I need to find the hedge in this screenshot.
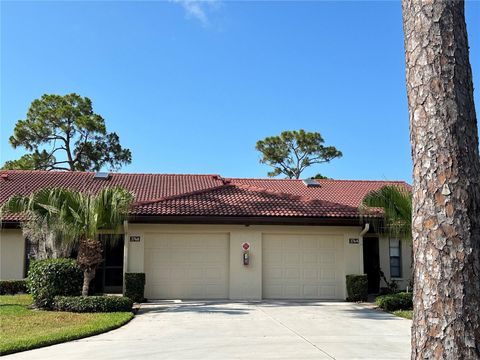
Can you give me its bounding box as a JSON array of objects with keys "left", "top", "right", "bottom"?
[
  {"left": 54, "top": 296, "right": 133, "bottom": 313},
  {"left": 376, "top": 292, "right": 413, "bottom": 311},
  {"left": 27, "top": 258, "right": 83, "bottom": 309},
  {"left": 0, "top": 280, "right": 27, "bottom": 295},
  {"left": 346, "top": 274, "right": 368, "bottom": 302},
  {"left": 125, "top": 273, "right": 145, "bottom": 303}
]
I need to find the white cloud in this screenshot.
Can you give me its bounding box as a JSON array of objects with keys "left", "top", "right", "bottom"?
[{"left": 171, "top": 0, "right": 221, "bottom": 26}]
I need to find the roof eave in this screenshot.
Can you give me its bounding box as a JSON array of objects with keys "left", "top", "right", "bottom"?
[
  {"left": 0, "top": 221, "right": 22, "bottom": 229},
  {"left": 127, "top": 215, "right": 365, "bottom": 226}
]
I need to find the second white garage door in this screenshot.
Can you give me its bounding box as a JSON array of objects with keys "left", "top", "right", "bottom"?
[
  {"left": 144, "top": 233, "right": 229, "bottom": 299},
  {"left": 263, "top": 234, "right": 344, "bottom": 299}
]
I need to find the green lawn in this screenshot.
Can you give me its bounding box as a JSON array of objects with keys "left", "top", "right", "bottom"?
[
  {"left": 0, "top": 294, "right": 133, "bottom": 355},
  {"left": 392, "top": 310, "right": 413, "bottom": 319}
]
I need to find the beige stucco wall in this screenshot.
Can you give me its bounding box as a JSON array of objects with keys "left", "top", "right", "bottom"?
[
  {"left": 0, "top": 229, "right": 25, "bottom": 280},
  {"left": 125, "top": 223, "right": 365, "bottom": 300},
  {"left": 379, "top": 236, "right": 412, "bottom": 290},
  {"left": 0, "top": 224, "right": 412, "bottom": 296}
]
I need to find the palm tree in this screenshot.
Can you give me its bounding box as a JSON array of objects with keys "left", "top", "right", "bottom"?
[
  {"left": 1, "top": 187, "right": 134, "bottom": 295},
  {"left": 360, "top": 185, "right": 412, "bottom": 240}
]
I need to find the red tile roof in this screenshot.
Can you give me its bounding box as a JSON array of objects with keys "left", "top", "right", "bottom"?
[{"left": 0, "top": 170, "right": 409, "bottom": 222}]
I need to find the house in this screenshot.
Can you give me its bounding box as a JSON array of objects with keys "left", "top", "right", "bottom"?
[{"left": 0, "top": 170, "right": 411, "bottom": 300}]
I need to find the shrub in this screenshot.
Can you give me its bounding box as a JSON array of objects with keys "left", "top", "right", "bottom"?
[
  {"left": 0, "top": 280, "right": 27, "bottom": 295},
  {"left": 376, "top": 292, "right": 413, "bottom": 311},
  {"left": 379, "top": 287, "right": 394, "bottom": 295},
  {"left": 54, "top": 296, "right": 133, "bottom": 313},
  {"left": 125, "top": 273, "right": 145, "bottom": 303},
  {"left": 27, "top": 258, "right": 83, "bottom": 309},
  {"left": 346, "top": 274, "right": 368, "bottom": 302}
]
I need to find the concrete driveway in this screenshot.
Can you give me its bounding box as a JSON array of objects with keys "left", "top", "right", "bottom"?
[{"left": 5, "top": 301, "right": 411, "bottom": 360}]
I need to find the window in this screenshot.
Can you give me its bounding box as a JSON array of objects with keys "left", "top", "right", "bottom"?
[{"left": 389, "top": 238, "right": 402, "bottom": 278}]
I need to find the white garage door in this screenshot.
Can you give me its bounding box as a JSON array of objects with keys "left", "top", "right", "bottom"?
[
  {"left": 144, "top": 233, "right": 229, "bottom": 299},
  {"left": 263, "top": 234, "right": 344, "bottom": 299}
]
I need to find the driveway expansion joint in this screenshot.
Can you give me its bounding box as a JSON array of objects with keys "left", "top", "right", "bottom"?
[{"left": 254, "top": 304, "right": 336, "bottom": 360}]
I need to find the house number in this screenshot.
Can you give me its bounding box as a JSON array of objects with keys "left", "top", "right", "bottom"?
[
  {"left": 129, "top": 236, "right": 141, "bottom": 242},
  {"left": 349, "top": 238, "right": 359, "bottom": 244}
]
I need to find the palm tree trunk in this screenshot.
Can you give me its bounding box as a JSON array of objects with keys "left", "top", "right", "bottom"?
[
  {"left": 82, "top": 268, "right": 96, "bottom": 296},
  {"left": 77, "top": 238, "right": 103, "bottom": 296},
  {"left": 402, "top": 1, "right": 480, "bottom": 359}
]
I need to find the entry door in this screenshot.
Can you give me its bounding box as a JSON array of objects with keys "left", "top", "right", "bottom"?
[
  {"left": 363, "top": 237, "right": 380, "bottom": 293},
  {"left": 93, "top": 234, "right": 125, "bottom": 294}
]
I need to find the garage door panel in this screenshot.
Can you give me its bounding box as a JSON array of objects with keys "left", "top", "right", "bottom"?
[
  {"left": 321, "top": 286, "right": 337, "bottom": 297},
  {"left": 284, "top": 285, "right": 301, "bottom": 297},
  {"left": 285, "top": 253, "right": 300, "bottom": 264},
  {"left": 320, "top": 251, "right": 336, "bottom": 264},
  {"left": 300, "top": 238, "right": 319, "bottom": 249},
  {"left": 285, "top": 269, "right": 300, "bottom": 280},
  {"left": 264, "top": 267, "right": 282, "bottom": 279},
  {"left": 321, "top": 238, "right": 336, "bottom": 249},
  {"left": 303, "top": 253, "right": 318, "bottom": 263},
  {"left": 263, "top": 234, "right": 343, "bottom": 299},
  {"left": 304, "top": 285, "right": 318, "bottom": 297},
  {"left": 303, "top": 269, "right": 319, "bottom": 280},
  {"left": 204, "top": 267, "right": 223, "bottom": 280},
  {"left": 144, "top": 233, "right": 229, "bottom": 299},
  {"left": 264, "top": 252, "right": 282, "bottom": 263},
  {"left": 187, "top": 268, "right": 204, "bottom": 279},
  {"left": 322, "top": 269, "right": 336, "bottom": 281},
  {"left": 284, "top": 238, "right": 300, "bottom": 248}
]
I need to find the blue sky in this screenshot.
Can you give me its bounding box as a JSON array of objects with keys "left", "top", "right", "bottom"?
[{"left": 1, "top": 1, "right": 479, "bottom": 182}]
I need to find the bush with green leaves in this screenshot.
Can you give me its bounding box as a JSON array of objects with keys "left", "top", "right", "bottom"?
[
  {"left": 346, "top": 274, "right": 368, "bottom": 302},
  {"left": 376, "top": 292, "right": 413, "bottom": 311},
  {"left": 0, "top": 279, "right": 27, "bottom": 295},
  {"left": 125, "top": 273, "right": 146, "bottom": 303},
  {"left": 27, "top": 258, "right": 82, "bottom": 309},
  {"left": 54, "top": 296, "right": 133, "bottom": 313}
]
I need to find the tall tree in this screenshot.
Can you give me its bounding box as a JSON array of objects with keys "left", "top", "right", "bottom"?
[
  {"left": 402, "top": 1, "right": 480, "bottom": 358},
  {"left": 255, "top": 129, "right": 342, "bottom": 179},
  {"left": 4, "top": 93, "right": 132, "bottom": 171},
  {"left": 1, "top": 187, "right": 134, "bottom": 295}
]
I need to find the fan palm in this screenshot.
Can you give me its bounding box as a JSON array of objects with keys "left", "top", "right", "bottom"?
[
  {"left": 1, "top": 187, "right": 134, "bottom": 295},
  {"left": 361, "top": 185, "right": 412, "bottom": 240}
]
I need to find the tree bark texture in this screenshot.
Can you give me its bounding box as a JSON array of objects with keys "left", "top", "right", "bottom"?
[
  {"left": 77, "top": 238, "right": 103, "bottom": 296},
  {"left": 402, "top": 0, "right": 480, "bottom": 358}
]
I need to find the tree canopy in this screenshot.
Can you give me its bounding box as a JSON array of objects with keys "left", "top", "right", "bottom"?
[
  {"left": 3, "top": 93, "right": 132, "bottom": 171},
  {"left": 310, "top": 173, "right": 330, "bottom": 180},
  {"left": 255, "top": 130, "right": 342, "bottom": 179}
]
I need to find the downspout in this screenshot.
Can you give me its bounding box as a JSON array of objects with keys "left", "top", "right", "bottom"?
[{"left": 360, "top": 223, "right": 370, "bottom": 237}]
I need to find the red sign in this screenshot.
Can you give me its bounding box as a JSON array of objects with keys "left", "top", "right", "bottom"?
[{"left": 242, "top": 242, "right": 250, "bottom": 251}]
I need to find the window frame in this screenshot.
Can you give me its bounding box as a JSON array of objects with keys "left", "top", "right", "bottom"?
[{"left": 389, "top": 238, "right": 402, "bottom": 278}]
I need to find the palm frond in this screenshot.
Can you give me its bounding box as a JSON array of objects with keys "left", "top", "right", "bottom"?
[
  {"left": 1, "top": 186, "right": 134, "bottom": 247},
  {"left": 360, "top": 185, "right": 412, "bottom": 240}
]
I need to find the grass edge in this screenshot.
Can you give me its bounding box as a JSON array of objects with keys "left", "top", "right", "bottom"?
[{"left": 0, "top": 312, "right": 134, "bottom": 356}]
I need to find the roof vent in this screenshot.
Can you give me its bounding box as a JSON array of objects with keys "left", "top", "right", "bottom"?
[
  {"left": 0, "top": 173, "right": 8, "bottom": 180},
  {"left": 93, "top": 172, "right": 110, "bottom": 180},
  {"left": 302, "top": 179, "right": 321, "bottom": 187}
]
